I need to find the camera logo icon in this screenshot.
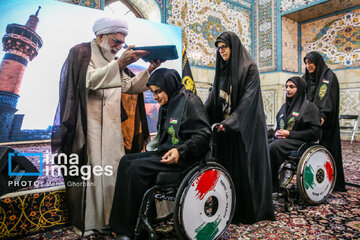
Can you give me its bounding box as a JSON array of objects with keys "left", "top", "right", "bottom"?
[{"left": 8, "top": 151, "right": 43, "bottom": 176}]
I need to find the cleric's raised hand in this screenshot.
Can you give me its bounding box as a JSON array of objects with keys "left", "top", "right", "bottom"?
[
  {"left": 147, "top": 59, "right": 162, "bottom": 74},
  {"left": 117, "top": 45, "right": 149, "bottom": 70}
]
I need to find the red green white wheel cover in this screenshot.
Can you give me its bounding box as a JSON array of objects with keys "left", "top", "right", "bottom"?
[
  {"left": 179, "top": 168, "right": 233, "bottom": 240},
  {"left": 297, "top": 146, "right": 336, "bottom": 204}
]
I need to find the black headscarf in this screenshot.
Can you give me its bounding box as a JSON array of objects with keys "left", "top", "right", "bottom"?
[
  {"left": 215, "top": 33, "right": 232, "bottom": 78},
  {"left": 208, "top": 31, "right": 255, "bottom": 124},
  {"left": 285, "top": 76, "right": 307, "bottom": 117},
  {"left": 147, "top": 68, "right": 183, "bottom": 102},
  {"left": 303, "top": 51, "right": 327, "bottom": 101},
  {"left": 214, "top": 33, "right": 232, "bottom": 118},
  {"left": 147, "top": 68, "right": 184, "bottom": 136}
]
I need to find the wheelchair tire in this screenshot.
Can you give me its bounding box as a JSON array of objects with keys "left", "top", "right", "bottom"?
[
  {"left": 173, "top": 162, "right": 235, "bottom": 240},
  {"left": 296, "top": 145, "right": 336, "bottom": 204}
]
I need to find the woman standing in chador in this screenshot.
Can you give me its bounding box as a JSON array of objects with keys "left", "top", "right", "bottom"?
[
  {"left": 205, "top": 31, "right": 275, "bottom": 224},
  {"left": 303, "top": 51, "right": 346, "bottom": 192}
]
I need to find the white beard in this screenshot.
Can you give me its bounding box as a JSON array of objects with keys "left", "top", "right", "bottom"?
[{"left": 99, "top": 36, "right": 117, "bottom": 61}]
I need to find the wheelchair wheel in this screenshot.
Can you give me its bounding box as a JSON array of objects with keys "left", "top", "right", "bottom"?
[
  {"left": 296, "top": 145, "right": 336, "bottom": 204},
  {"left": 173, "top": 162, "right": 235, "bottom": 240}
]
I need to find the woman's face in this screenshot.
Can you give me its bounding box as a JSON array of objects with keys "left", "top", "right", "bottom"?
[
  {"left": 286, "top": 80, "right": 297, "bottom": 98},
  {"left": 148, "top": 85, "right": 169, "bottom": 106},
  {"left": 305, "top": 58, "right": 316, "bottom": 73},
  {"left": 217, "top": 42, "right": 231, "bottom": 61}
]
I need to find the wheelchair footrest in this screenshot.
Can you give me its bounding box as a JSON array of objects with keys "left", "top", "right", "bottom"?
[
  {"left": 279, "top": 187, "right": 294, "bottom": 211},
  {"left": 135, "top": 217, "right": 158, "bottom": 240}
]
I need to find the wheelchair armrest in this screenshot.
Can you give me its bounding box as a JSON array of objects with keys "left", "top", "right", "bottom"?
[
  {"left": 289, "top": 150, "right": 298, "bottom": 158},
  {"left": 288, "top": 142, "right": 316, "bottom": 161},
  {"left": 155, "top": 172, "right": 182, "bottom": 185},
  {"left": 297, "top": 142, "right": 316, "bottom": 157}
]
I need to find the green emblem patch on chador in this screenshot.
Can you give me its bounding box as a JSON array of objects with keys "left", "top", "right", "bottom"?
[
  {"left": 280, "top": 118, "right": 285, "bottom": 130},
  {"left": 287, "top": 117, "right": 295, "bottom": 130},
  {"left": 168, "top": 125, "right": 179, "bottom": 145},
  {"left": 319, "top": 84, "right": 327, "bottom": 100}
]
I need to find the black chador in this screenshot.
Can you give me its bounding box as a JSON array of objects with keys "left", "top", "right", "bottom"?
[
  {"left": 109, "top": 69, "right": 211, "bottom": 238},
  {"left": 205, "top": 31, "right": 275, "bottom": 224},
  {"left": 269, "top": 77, "right": 321, "bottom": 192},
  {"left": 303, "top": 51, "right": 346, "bottom": 191}
]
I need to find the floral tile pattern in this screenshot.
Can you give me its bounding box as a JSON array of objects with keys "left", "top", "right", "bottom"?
[
  {"left": 339, "top": 88, "right": 360, "bottom": 129},
  {"left": 57, "top": 0, "right": 102, "bottom": 10},
  {"left": 301, "top": 8, "right": 360, "bottom": 69},
  {"left": 280, "top": 0, "right": 326, "bottom": 15},
  {"left": 127, "top": 0, "right": 162, "bottom": 21},
  {"left": 282, "top": 17, "right": 298, "bottom": 72},
  {"left": 262, "top": 90, "right": 276, "bottom": 126},
  {"left": 165, "top": 0, "right": 251, "bottom": 68},
  {"left": 254, "top": 0, "right": 277, "bottom": 72}
]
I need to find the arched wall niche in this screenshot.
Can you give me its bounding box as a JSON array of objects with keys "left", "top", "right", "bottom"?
[{"left": 105, "top": 0, "right": 162, "bottom": 22}]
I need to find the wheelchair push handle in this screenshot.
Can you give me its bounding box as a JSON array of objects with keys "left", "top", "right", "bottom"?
[
  {"left": 211, "top": 123, "right": 221, "bottom": 132},
  {"left": 209, "top": 123, "right": 222, "bottom": 161}
]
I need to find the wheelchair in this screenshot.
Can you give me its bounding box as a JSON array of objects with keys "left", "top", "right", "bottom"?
[
  {"left": 276, "top": 143, "right": 336, "bottom": 211},
  {"left": 134, "top": 125, "right": 236, "bottom": 240}
]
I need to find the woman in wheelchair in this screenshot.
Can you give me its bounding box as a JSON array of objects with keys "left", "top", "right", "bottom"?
[
  {"left": 269, "top": 76, "right": 321, "bottom": 193},
  {"left": 109, "top": 68, "right": 211, "bottom": 240}
]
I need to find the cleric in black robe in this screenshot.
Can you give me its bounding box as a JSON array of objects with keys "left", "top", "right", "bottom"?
[
  {"left": 303, "top": 51, "right": 346, "bottom": 191},
  {"left": 109, "top": 68, "right": 211, "bottom": 238},
  {"left": 205, "top": 31, "right": 275, "bottom": 224},
  {"left": 269, "top": 77, "right": 321, "bottom": 192}
]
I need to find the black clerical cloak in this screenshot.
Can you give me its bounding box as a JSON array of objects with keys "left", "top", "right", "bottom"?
[
  {"left": 303, "top": 51, "right": 345, "bottom": 191},
  {"left": 51, "top": 42, "right": 149, "bottom": 231},
  {"left": 205, "top": 31, "right": 275, "bottom": 224}
]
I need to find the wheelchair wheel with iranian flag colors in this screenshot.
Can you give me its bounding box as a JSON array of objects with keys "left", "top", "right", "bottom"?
[
  {"left": 296, "top": 145, "right": 336, "bottom": 204},
  {"left": 173, "top": 162, "right": 235, "bottom": 240}
]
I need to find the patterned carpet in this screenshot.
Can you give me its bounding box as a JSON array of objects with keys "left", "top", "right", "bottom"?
[
  {"left": 0, "top": 191, "right": 68, "bottom": 239},
  {"left": 3, "top": 140, "right": 360, "bottom": 239},
  {"left": 224, "top": 186, "right": 360, "bottom": 239},
  {"left": 341, "top": 140, "right": 360, "bottom": 186},
  {"left": 15, "top": 186, "right": 360, "bottom": 240}
]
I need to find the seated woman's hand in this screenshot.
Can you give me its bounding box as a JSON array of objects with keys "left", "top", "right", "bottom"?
[
  {"left": 216, "top": 124, "right": 226, "bottom": 133},
  {"left": 275, "top": 129, "right": 290, "bottom": 139},
  {"left": 161, "top": 148, "right": 180, "bottom": 164}
]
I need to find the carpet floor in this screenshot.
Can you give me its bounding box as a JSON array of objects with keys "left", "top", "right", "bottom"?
[{"left": 9, "top": 141, "right": 360, "bottom": 239}]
